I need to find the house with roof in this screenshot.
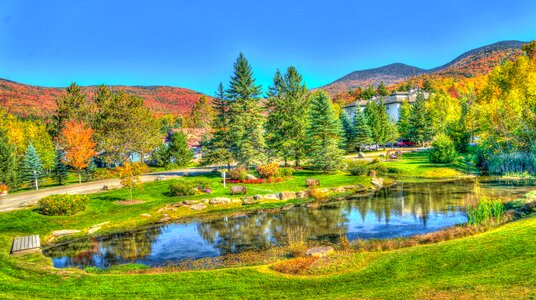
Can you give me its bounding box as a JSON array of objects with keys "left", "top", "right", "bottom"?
[{"left": 343, "top": 89, "right": 430, "bottom": 122}]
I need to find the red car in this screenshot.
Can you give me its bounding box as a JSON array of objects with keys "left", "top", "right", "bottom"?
[{"left": 396, "top": 140, "right": 415, "bottom": 147}]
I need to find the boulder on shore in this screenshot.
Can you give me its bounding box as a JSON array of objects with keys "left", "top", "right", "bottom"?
[
  {"left": 295, "top": 191, "right": 310, "bottom": 199},
  {"left": 278, "top": 191, "right": 296, "bottom": 201},
  {"left": 263, "top": 194, "right": 279, "bottom": 200},
  {"left": 371, "top": 177, "right": 384, "bottom": 189},
  {"left": 305, "top": 246, "right": 334, "bottom": 258},
  {"left": 157, "top": 217, "right": 171, "bottom": 223},
  {"left": 253, "top": 194, "right": 263, "bottom": 201},
  {"left": 183, "top": 200, "right": 198, "bottom": 205},
  {"left": 209, "top": 197, "right": 231, "bottom": 205},
  {"left": 241, "top": 197, "right": 258, "bottom": 205}
]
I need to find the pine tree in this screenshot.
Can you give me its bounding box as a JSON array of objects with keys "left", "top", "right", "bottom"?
[
  {"left": 377, "top": 81, "right": 389, "bottom": 96},
  {"left": 397, "top": 100, "right": 411, "bottom": 139},
  {"left": 0, "top": 130, "right": 20, "bottom": 189},
  {"left": 201, "top": 83, "right": 234, "bottom": 170},
  {"left": 365, "top": 100, "right": 389, "bottom": 147},
  {"left": 339, "top": 111, "right": 354, "bottom": 152},
  {"left": 306, "top": 90, "right": 344, "bottom": 172},
  {"left": 352, "top": 109, "right": 372, "bottom": 152},
  {"left": 169, "top": 131, "right": 193, "bottom": 167},
  {"left": 21, "top": 143, "right": 44, "bottom": 189},
  {"left": 361, "top": 85, "right": 376, "bottom": 99},
  {"left": 265, "top": 66, "right": 309, "bottom": 166},
  {"left": 226, "top": 53, "right": 266, "bottom": 166},
  {"left": 408, "top": 92, "right": 433, "bottom": 146},
  {"left": 53, "top": 82, "right": 90, "bottom": 137},
  {"left": 52, "top": 150, "right": 69, "bottom": 185}
]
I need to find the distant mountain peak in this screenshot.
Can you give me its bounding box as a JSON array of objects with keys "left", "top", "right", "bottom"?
[{"left": 324, "top": 40, "right": 526, "bottom": 95}]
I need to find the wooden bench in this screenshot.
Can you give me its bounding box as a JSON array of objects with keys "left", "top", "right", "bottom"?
[{"left": 11, "top": 235, "right": 41, "bottom": 255}]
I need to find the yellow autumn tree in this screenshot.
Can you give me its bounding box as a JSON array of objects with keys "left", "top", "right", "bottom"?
[
  {"left": 60, "top": 121, "right": 97, "bottom": 183},
  {"left": 116, "top": 162, "right": 147, "bottom": 201}
]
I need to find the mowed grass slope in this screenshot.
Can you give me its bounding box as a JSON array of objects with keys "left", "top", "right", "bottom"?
[{"left": 0, "top": 216, "right": 534, "bottom": 299}]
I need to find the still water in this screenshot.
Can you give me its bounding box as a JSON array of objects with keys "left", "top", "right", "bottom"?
[{"left": 44, "top": 179, "right": 534, "bottom": 269}]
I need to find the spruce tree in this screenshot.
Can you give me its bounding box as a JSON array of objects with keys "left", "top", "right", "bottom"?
[
  {"left": 339, "top": 111, "right": 354, "bottom": 152},
  {"left": 226, "top": 53, "right": 266, "bottom": 166},
  {"left": 169, "top": 132, "right": 193, "bottom": 167},
  {"left": 397, "top": 100, "right": 411, "bottom": 139},
  {"left": 201, "top": 82, "right": 234, "bottom": 170},
  {"left": 352, "top": 109, "right": 372, "bottom": 152},
  {"left": 0, "top": 131, "right": 20, "bottom": 189},
  {"left": 377, "top": 81, "right": 389, "bottom": 96},
  {"left": 52, "top": 150, "right": 69, "bottom": 185},
  {"left": 21, "top": 143, "right": 44, "bottom": 189},
  {"left": 408, "top": 92, "right": 433, "bottom": 146},
  {"left": 306, "top": 90, "right": 344, "bottom": 172},
  {"left": 265, "top": 66, "right": 309, "bottom": 166}
]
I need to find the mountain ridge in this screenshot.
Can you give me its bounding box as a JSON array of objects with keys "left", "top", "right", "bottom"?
[
  {"left": 323, "top": 40, "right": 527, "bottom": 95},
  {"left": 0, "top": 79, "right": 208, "bottom": 117}
]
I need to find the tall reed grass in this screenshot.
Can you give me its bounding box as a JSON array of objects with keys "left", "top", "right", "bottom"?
[
  {"left": 485, "top": 152, "right": 536, "bottom": 175},
  {"left": 466, "top": 197, "right": 505, "bottom": 226}
]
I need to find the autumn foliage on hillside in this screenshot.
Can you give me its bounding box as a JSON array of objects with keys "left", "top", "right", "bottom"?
[{"left": 0, "top": 79, "right": 208, "bottom": 117}]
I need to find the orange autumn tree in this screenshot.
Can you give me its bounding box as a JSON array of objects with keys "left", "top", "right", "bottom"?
[{"left": 60, "top": 121, "right": 97, "bottom": 183}]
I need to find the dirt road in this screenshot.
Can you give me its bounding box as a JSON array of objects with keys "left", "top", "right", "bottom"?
[{"left": 0, "top": 168, "right": 214, "bottom": 212}]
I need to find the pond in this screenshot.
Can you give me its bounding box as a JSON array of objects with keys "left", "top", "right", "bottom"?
[{"left": 44, "top": 179, "right": 535, "bottom": 269}]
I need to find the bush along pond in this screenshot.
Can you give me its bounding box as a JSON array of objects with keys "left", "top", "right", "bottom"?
[{"left": 42, "top": 178, "right": 535, "bottom": 269}]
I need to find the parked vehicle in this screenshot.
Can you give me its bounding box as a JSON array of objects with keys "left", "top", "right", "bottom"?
[{"left": 395, "top": 139, "right": 415, "bottom": 147}]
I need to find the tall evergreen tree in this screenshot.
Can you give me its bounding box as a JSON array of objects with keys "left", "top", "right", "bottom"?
[
  {"left": 352, "top": 109, "right": 372, "bottom": 152},
  {"left": 0, "top": 130, "right": 20, "bottom": 189},
  {"left": 53, "top": 82, "right": 91, "bottom": 137},
  {"left": 365, "top": 100, "right": 390, "bottom": 147},
  {"left": 201, "top": 83, "right": 234, "bottom": 170},
  {"left": 21, "top": 143, "right": 44, "bottom": 189},
  {"left": 361, "top": 85, "right": 376, "bottom": 99},
  {"left": 52, "top": 150, "right": 69, "bottom": 185},
  {"left": 265, "top": 66, "right": 309, "bottom": 166},
  {"left": 306, "top": 90, "right": 344, "bottom": 172},
  {"left": 376, "top": 81, "right": 389, "bottom": 96},
  {"left": 397, "top": 100, "right": 411, "bottom": 139},
  {"left": 408, "top": 92, "right": 433, "bottom": 146},
  {"left": 226, "top": 53, "right": 266, "bottom": 166},
  {"left": 168, "top": 131, "right": 193, "bottom": 167},
  {"left": 339, "top": 111, "right": 354, "bottom": 152}
]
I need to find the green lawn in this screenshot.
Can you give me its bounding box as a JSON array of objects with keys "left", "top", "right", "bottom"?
[
  {"left": 382, "top": 150, "right": 479, "bottom": 179},
  {"left": 1, "top": 163, "right": 533, "bottom": 299},
  {"left": 0, "top": 215, "right": 534, "bottom": 299}
]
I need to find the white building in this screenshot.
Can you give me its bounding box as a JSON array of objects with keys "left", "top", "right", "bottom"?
[{"left": 343, "top": 89, "right": 430, "bottom": 122}]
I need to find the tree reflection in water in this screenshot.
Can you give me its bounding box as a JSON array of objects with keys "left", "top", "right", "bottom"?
[{"left": 45, "top": 180, "right": 534, "bottom": 269}]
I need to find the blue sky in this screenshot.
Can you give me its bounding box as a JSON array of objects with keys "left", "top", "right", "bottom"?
[{"left": 1, "top": 0, "right": 535, "bottom": 94}]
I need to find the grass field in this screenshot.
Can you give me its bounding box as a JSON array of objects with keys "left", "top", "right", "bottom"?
[
  {"left": 1, "top": 154, "right": 534, "bottom": 299},
  {"left": 0, "top": 216, "right": 534, "bottom": 299}
]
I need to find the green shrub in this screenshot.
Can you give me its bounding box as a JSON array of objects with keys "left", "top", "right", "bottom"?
[
  {"left": 168, "top": 181, "right": 196, "bottom": 196},
  {"left": 368, "top": 162, "right": 388, "bottom": 174},
  {"left": 386, "top": 167, "right": 402, "bottom": 175},
  {"left": 280, "top": 167, "right": 294, "bottom": 177},
  {"left": 192, "top": 178, "right": 213, "bottom": 190},
  {"left": 256, "top": 163, "right": 280, "bottom": 179},
  {"left": 38, "top": 194, "right": 89, "bottom": 216},
  {"left": 349, "top": 165, "right": 368, "bottom": 176},
  {"left": 228, "top": 167, "right": 248, "bottom": 180},
  {"left": 429, "top": 133, "right": 457, "bottom": 163},
  {"left": 345, "top": 160, "right": 369, "bottom": 176}
]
